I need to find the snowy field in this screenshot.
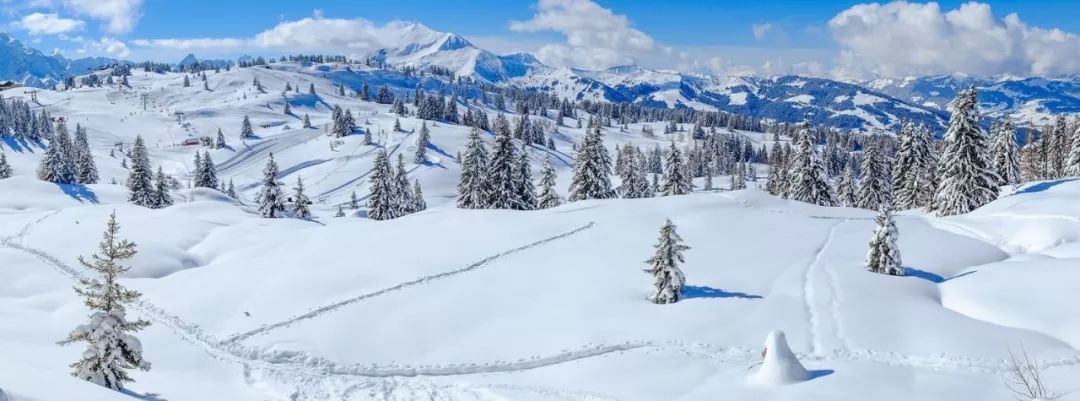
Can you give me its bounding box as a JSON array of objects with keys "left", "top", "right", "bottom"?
[{"left": 1, "top": 63, "right": 1079, "bottom": 401}]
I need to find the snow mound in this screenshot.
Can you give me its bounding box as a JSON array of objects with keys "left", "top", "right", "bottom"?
[{"left": 746, "top": 330, "right": 809, "bottom": 386}]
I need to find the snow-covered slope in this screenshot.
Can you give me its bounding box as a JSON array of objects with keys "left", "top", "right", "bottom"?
[
  {"left": 368, "top": 23, "right": 546, "bottom": 83},
  {"left": 3, "top": 61, "right": 1080, "bottom": 401}
]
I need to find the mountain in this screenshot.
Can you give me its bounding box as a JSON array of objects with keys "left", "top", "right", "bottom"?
[
  {"left": 368, "top": 22, "right": 546, "bottom": 83},
  {"left": 177, "top": 53, "right": 234, "bottom": 69},
  {"left": 0, "top": 33, "right": 119, "bottom": 88},
  {"left": 867, "top": 75, "right": 1080, "bottom": 127}
]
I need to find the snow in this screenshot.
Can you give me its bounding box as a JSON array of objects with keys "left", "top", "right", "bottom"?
[
  {"left": 729, "top": 92, "right": 748, "bottom": 105},
  {"left": 747, "top": 330, "right": 810, "bottom": 386},
  {"left": 784, "top": 94, "right": 814, "bottom": 104},
  {"left": 2, "top": 62, "right": 1080, "bottom": 401}
]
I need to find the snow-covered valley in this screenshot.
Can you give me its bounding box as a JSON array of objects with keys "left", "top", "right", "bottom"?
[{"left": 1, "top": 62, "right": 1079, "bottom": 401}]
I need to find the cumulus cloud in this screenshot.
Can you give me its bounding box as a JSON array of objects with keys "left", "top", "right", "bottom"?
[
  {"left": 14, "top": 12, "right": 84, "bottom": 35},
  {"left": 63, "top": 0, "right": 141, "bottom": 34},
  {"left": 509, "top": 0, "right": 654, "bottom": 69},
  {"left": 79, "top": 36, "right": 128, "bottom": 57},
  {"left": 131, "top": 37, "right": 247, "bottom": 51},
  {"left": 751, "top": 23, "right": 774, "bottom": 40},
  {"left": 828, "top": 1, "right": 1080, "bottom": 78}
]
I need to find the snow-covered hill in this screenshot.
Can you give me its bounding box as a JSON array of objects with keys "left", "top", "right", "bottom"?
[
  {"left": 0, "top": 33, "right": 121, "bottom": 88},
  {"left": 2, "top": 60, "right": 1080, "bottom": 401}
]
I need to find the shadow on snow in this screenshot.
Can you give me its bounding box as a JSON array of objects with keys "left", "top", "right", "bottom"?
[{"left": 682, "top": 285, "right": 763, "bottom": 300}]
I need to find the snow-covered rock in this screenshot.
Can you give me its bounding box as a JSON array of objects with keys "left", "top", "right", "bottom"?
[{"left": 747, "top": 330, "right": 810, "bottom": 386}]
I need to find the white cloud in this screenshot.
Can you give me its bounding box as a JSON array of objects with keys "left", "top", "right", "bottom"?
[
  {"left": 509, "top": 0, "right": 654, "bottom": 69},
  {"left": 828, "top": 1, "right": 1080, "bottom": 78},
  {"left": 253, "top": 15, "right": 390, "bottom": 52},
  {"left": 63, "top": 0, "right": 141, "bottom": 34},
  {"left": 132, "top": 37, "right": 247, "bottom": 51},
  {"left": 14, "top": 12, "right": 84, "bottom": 35},
  {"left": 79, "top": 36, "right": 128, "bottom": 57},
  {"left": 752, "top": 23, "right": 773, "bottom": 40}
]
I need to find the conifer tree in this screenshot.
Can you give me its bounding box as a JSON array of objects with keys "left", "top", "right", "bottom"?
[
  {"left": 302, "top": 114, "right": 312, "bottom": 129},
  {"left": 835, "top": 162, "right": 857, "bottom": 207},
  {"left": 661, "top": 142, "right": 691, "bottom": 196},
  {"left": 866, "top": 207, "right": 904, "bottom": 276},
  {"left": 73, "top": 125, "right": 98, "bottom": 184},
  {"left": 486, "top": 127, "right": 520, "bottom": 209},
  {"left": 893, "top": 124, "right": 933, "bottom": 209},
  {"left": 214, "top": 129, "right": 226, "bottom": 149},
  {"left": 412, "top": 179, "right": 427, "bottom": 212},
  {"left": 349, "top": 190, "right": 359, "bottom": 209},
  {"left": 644, "top": 219, "right": 689, "bottom": 305},
  {"left": 622, "top": 149, "right": 652, "bottom": 198},
  {"left": 514, "top": 144, "right": 537, "bottom": 210},
  {"left": 457, "top": 128, "right": 491, "bottom": 209},
  {"left": 537, "top": 155, "right": 563, "bottom": 208},
  {"left": 1063, "top": 123, "right": 1080, "bottom": 178},
  {"left": 568, "top": 126, "right": 614, "bottom": 201},
  {"left": 291, "top": 176, "right": 311, "bottom": 219},
  {"left": 256, "top": 154, "right": 284, "bottom": 218},
  {"left": 394, "top": 154, "right": 413, "bottom": 215},
  {"left": 335, "top": 205, "right": 346, "bottom": 217},
  {"left": 38, "top": 120, "right": 77, "bottom": 184},
  {"left": 283, "top": 102, "right": 291, "bottom": 115},
  {"left": 127, "top": 136, "right": 155, "bottom": 207},
  {"left": 730, "top": 162, "right": 746, "bottom": 190},
  {"left": 0, "top": 152, "right": 12, "bottom": 179},
  {"left": 787, "top": 126, "right": 833, "bottom": 206},
  {"left": 225, "top": 179, "right": 237, "bottom": 199},
  {"left": 932, "top": 88, "right": 999, "bottom": 216},
  {"left": 856, "top": 144, "right": 891, "bottom": 210},
  {"left": 192, "top": 152, "right": 203, "bottom": 187},
  {"left": 367, "top": 149, "right": 397, "bottom": 220},
  {"left": 240, "top": 115, "right": 255, "bottom": 139},
  {"left": 414, "top": 121, "right": 430, "bottom": 164},
  {"left": 153, "top": 167, "right": 172, "bottom": 208},
  {"left": 200, "top": 151, "right": 218, "bottom": 189},
  {"left": 59, "top": 213, "right": 150, "bottom": 390}
]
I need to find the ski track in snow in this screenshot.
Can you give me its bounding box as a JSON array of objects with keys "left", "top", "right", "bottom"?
[
  {"left": 802, "top": 221, "right": 842, "bottom": 356},
  {"left": 221, "top": 221, "right": 597, "bottom": 344}
]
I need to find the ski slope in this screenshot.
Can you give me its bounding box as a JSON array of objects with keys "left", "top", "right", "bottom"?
[{"left": 1, "top": 63, "right": 1079, "bottom": 401}]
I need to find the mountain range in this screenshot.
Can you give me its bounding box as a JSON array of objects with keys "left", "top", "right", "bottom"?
[{"left": 2, "top": 24, "right": 1078, "bottom": 132}]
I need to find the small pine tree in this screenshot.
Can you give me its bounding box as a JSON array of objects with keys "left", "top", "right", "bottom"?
[
  {"left": 932, "top": 87, "right": 999, "bottom": 216},
  {"left": 414, "top": 121, "right": 430, "bottom": 164},
  {"left": 457, "top": 128, "right": 491, "bottom": 209},
  {"left": 349, "top": 190, "right": 359, "bottom": 209},
  {"left": 394, "top": 154, "right": 413, "bottom": 215},
  {"left": 644, "top": 219, "right": 689, "bottom": 305},
  {"left": 302, "top": 114, "right": 312, "bottom": 129},
  {"left": 661, "top": 142, "right": 691, "bottom": 196},
  {"left": 214, "top": 129, "right": 226, "bottom": 149},
  {"left": 568, "top": 126, "right": 614, "bottom": 201},
  {"left": 367, "top": 149, "right": 397, "bottom": 220},
  {"left": 0, "top": 152, "right": 13, "bottom": 179},
  {"left": 412, "top": 179, "right": 427, "bottom": 212},
  {"left": 514, "top": 144, "right": 537, "bottom": 210},
  {"left": 291, "top": 176, "right": 311, "bottom": 219},
  {"left": 225, "top": 179, "right": 237, "bottom": 199},
  {"left": 127, "top": 136, "right": 155, "bottom": 207},
  {"left": 787, "top": 126, "right": 833, "bottom": 206},
  {"left": 201, "top": 151, "right": 218, "bottom": 189},
  {"left": 856, "top": 144, "right": 891, "bottom": 210},
  {"left": 153, "top": 167, "right": 172, "bottom": 208},
  {"left": 537, "top": 155, "right": 563, "bottom": 208},
  {"left": 256, "top": 154, "right": 284, "bottom": 218},
  {"left": 38, "top": 120, "right": 77, "bottom": 184},
  {"left": 866, "top": 207, "right": 904, "bottom": 276},
  {"left": 835, "top": 163, "right": 857, "bottom": 207},
  {"left": 59, "top": 213, "right": 151, "bottom": 390},
  {"left": 73, "top": 125, "right": 99, "bottom": 184},
  {"left": 240, "top": 115, "right": 255, "bottom": 139}
]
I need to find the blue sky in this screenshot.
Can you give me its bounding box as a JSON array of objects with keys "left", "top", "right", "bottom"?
[{"left": 6, "top": 0, "right": 1080, "bottom": 78}]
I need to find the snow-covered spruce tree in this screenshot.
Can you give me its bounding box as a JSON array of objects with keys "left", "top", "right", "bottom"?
[
  {"left": 38, "top": 120, "right": 77, "bottom": 184},
  {"left": 866, "top": 206, "right": 904, "bottom": 276},
  {"left": 225, "top": 179, "right": 237, "bottom": 199},
  {"left": 349, "top": 190, "right": 359, "bottom": 209},
  {"left": 291, "top": 176, "right": 311, "bottom": 220},
  {"left": 412, "top": 179, "right": 427, "bottom": 212},
  {"left": 514, "top": 144, "right": 537, "bottom": 210},
  {"left": 283, "top": 102, "right": 291, "bottom": 115},
  {"left": 0, "top": 152, "right": 12, "bottom": 179},
  {"left": 127, "top": 136, "right": 155, "bottom": 207},
  {"left": 786, "top": 126, "right": 833, "bottom": 206},
  {"left": 622, "top": 149, "right": 652, "bottom": 198},
  {"left": 856, "top": 143, "right": 891, "bottom": 210},
  {"left": 893, "top": 124, "right": 933, "bottom": 209},
  {"left": 240, "top": 115, "right": 255, "bottom": 139},
  {"left": 192, "top": 152, "right": 204, "bottom": 187},
  {"left": 153, "top": 167, "right": 172, "bottom": 208},
  {"left": 660, "top": 142, "right": 691, "bottom": 196},
  {"left": 414, "top": 121, "right": 430, "bottom": 164},
  {"left": 256, "top": 154, "right": 285, "bottom": 218},
  {"left": 73, "top": 125, "right": 99, "bottom": 184},
  {"left": 644, "top": 219, "right": 689, "bottom": 305},
  {"left": 201, "top": 151, "right": 218, "bottom": 189},
  {"left": 730, "top": 162, "right": 746, "bottom": 190},
  {"left": 59, "top": 212, "right": 150, "bottom": 390},
  {"left": 366, "top": 149, "right": 397, "bottom": 220},
  {"left": 932, "top": 87, "right": 999, "bottom": 216},
  {"left": 214, "top": 128, "right": 226, "bottom": 149},
  {"left": 486, "top": 128, "right": 520, "bottom": 209},
  {"left": 1064, "top": 122, "right": 1080, "bottom": 177},
  {"left": 394, "top": 154, "right": 414, "bottom": 215},
  {"left": 537, "top": 155, "right": 563, "bottom": 208},
  {"left": 393, "top": 118, "right": 402, "bottom": 132},
  {"left": 568, "top": 126, "right": 614, "bottom": 201},
  {"left": 302, "top": 114, "right": 312, "bottom": 129},
  {"left": 835, "top": 162, "right": 857, "bottom": 207}
]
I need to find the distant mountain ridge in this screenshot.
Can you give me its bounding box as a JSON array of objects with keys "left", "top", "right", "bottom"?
[{"left": 3, "top": 25, "right": 1078, "bottom": 132}]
